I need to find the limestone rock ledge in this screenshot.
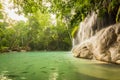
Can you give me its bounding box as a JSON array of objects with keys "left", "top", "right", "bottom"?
[{"left": 72, "top": 23, "right": 120, "bottom": 64}]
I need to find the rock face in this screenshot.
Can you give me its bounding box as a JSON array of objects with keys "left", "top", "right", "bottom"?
[
  {"left": 72, "top": 11, "right": 120, "bottom": 64},
  {"left": 72, "top": 11, "right": 115, "bottom": 46}
]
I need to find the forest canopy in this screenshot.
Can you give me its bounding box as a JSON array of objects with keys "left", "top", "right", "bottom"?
[
  {"left": 11, "top": 0, "right": 120, "bottom": 27},
  {"left": 0, "top": 0, "right": 120, "bottom": 52}
]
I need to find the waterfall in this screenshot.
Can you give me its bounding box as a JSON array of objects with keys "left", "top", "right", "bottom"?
[
  {"left": 73, "top": 11, "right": 116, "bottom": 47},
  {"left": 72, "top": 11, "right": 120, "bottom": 64}
]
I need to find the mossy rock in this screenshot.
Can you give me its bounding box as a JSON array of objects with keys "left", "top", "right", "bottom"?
[
  {"left": 0, "top": 47, "right": 9, "bottom": 53},
  {"left": 116, "top": 7, "right": 120, "bottom": 23},
  {"left": 71, "top": 26, "right": 78, "bottom": 38}
]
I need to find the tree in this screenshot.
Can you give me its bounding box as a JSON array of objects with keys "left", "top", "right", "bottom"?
[{"left": 11, "top": 0, "right": 120, "bottom": 28}]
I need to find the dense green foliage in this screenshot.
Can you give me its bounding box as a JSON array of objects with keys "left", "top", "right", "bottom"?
[
  {"left": 11, "top": 0, "right": 120, "bottom": 39},
  {"left": 11, "top": 0, "right": 120, "bottom": 27},
  {"left": 0, "top": 0, "right": 120, "bottom": 52},
  {"left": 0, "top": 10, "right": 71, "bottom": 52}
]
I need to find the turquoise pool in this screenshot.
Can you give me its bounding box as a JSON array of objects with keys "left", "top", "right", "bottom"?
[{"left": 0, "top": 51, "right": 120, "bottom": 80}]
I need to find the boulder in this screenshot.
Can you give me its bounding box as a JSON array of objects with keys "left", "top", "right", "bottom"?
[{"left": 72, "top": 23, "right": 120, "bottom": 64}]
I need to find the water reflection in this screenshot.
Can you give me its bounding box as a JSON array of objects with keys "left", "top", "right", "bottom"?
[
  {"left": 49, "top": 69, "right": 58, "bottom": 80},
  {"left": 0, "top": 71, "right": 27, "bottom": 80},
  {"left": 0, "top": 71, "right": 12, "bottom": 80}
]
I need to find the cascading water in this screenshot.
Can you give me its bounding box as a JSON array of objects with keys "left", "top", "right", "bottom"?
[
  {"left": 72, "top": 11, "right": 120, "bottom": 64},
  {"left": 73, "top": 11, "right": 116, "bottom": 47}
]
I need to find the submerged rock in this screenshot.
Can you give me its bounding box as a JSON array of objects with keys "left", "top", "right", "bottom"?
[{"left": 72, "top": 11, "right": 120, "bottom": 64}]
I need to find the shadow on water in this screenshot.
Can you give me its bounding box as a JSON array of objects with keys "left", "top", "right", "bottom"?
[
  {"left": 0, "top": 71, "right": 20, "bottom": 80},
  {"left": 72, "top": 60, "right": 120, "bottom": 80},
  {"left": 21, "top": 71, "right": 29, "bottom": 74},
  {"left": 93, "top": 63, "right": 120, "bottom": 68},
  {"left": 73, "top": 72, "right": 106, "bottom": 80},
  {"left": 5, "top": 74, "right": 19, "bottom": 78}
]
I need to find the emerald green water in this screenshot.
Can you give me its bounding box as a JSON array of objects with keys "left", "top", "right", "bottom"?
[{"left": 0, "top": 52, "right": 120, "bottom": 80}]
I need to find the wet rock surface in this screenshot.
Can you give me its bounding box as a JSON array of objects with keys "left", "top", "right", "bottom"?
[{"left": 72, "top": 23, "right": 120, "bottom": 64}]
